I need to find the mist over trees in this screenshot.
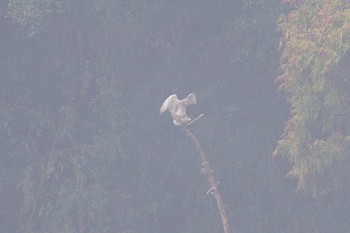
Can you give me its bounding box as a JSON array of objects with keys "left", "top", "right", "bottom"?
[{"left": 1, "top": 0, "right": 350, "bottom": 233}]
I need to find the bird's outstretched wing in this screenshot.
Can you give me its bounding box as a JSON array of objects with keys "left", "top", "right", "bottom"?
[
  {"left": 160, "top": 93, "right": 197, "bottom": 126},
  {"left": 159, "top": 94, "right": 179, "bottom": 115},
  {"left": 176, "top": 93, "right": 196, "bottom": 116},
  {"left": 184, "top": 93, "right": 196, "bottom": 105}
]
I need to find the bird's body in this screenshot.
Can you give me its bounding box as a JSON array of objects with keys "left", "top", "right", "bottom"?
[{"left": 160, "top": 93, "right": 196, "bottom": 125}]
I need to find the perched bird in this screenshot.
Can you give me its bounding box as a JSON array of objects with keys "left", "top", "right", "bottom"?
[{"left": 160, "top": 93, "right": 196, "bottom": 125}]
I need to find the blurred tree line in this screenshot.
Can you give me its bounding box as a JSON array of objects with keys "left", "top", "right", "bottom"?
[{"left": 0, "top": 0, "right": 349, "bottom": 233}]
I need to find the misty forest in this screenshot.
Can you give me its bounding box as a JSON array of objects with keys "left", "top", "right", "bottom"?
[{"left": 1, "top": 0, "right": 350, "bottom": 233}]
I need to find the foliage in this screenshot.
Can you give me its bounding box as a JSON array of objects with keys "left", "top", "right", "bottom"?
[
  {"left": 7, "top": 0, "right": 64, "bottom": 36},
  {"left": 0, "top": 66, "right": 124, "bottom": 233},
  {"left": 1, "top": 1, "right": 126, "bottom": 232},
  {"left": 275, "top": 0, "right": 350, "bottom": 197},
  {"left": 1, "top": 0, "right": 289, "bottom": 232},
  {"left": 3, "top": 0, "right": 350, "bottom": 233}
]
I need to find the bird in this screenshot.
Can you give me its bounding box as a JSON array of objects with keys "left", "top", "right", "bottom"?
[{"left": 160, "top": 93, "right": 196, "bottom": 125}]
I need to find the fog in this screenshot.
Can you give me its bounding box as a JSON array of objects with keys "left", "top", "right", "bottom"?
[{"left": 1, "top": 1, "right": 349, "bottom": 233}]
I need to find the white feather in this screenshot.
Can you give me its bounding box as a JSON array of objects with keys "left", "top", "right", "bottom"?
[
  {"left": 159, "top": 94, "right": 179, "bottom": 114},
  {"left": 159, "top": 93, "right": 197, "bottom": 125}
]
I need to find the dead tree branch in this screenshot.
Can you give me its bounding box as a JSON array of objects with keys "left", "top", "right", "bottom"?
[{"left": 180, "top": 125, "right": 230, "bottom": 233}]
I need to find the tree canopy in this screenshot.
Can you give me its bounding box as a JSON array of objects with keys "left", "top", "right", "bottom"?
[
  {"left": 1, "top": 0, "right": 350, "bottom": 233},
  {"left": 275, "top": 0, "right": 350, "bottom": 197}
]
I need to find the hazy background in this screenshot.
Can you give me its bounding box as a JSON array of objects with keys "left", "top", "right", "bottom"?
[{"left": 1, "top": 1, "right": 350, "bottom": 233}]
